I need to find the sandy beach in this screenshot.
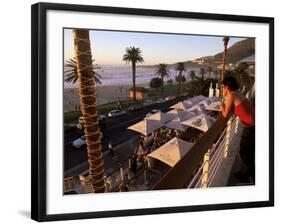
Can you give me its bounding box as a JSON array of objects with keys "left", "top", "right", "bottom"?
[
  {"left": 63, "top": 73, "right": 217, "bottom": 113},
  {"left": 64, "top": 83, "right": 147, "bottom": 112}
]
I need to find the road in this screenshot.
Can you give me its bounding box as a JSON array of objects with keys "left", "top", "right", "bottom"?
[{"left": 64, "top": 97, "right": 183, "bottom": 175}]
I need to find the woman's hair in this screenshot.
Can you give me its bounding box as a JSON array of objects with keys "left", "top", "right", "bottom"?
[{"left": 222, "top": 76, "right": 239, "bottom": 91}]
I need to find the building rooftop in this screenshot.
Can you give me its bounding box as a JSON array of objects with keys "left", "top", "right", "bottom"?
[{"left": 238, "top": 54, "right": 255, "bottom": 64}]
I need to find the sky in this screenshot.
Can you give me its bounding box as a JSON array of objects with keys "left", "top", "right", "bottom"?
[{"left": 64, "top": 29, "right": 246, "bottom": 66}]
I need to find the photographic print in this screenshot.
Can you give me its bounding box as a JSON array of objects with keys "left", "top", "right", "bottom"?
[
  {"left": 63, "top": 29, "right": 256, "bottom": 194},
  {"left": 31, "top": 2, "right": 274, "bottom": 221}
]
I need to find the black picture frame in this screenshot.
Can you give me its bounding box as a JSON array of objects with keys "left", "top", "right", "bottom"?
[{"left": 31, "top": 2, "right": 274, "bottom": 222}]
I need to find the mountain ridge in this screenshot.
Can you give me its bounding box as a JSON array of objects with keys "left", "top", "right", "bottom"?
[{"left": 138, "top": 37, "right": 255, "bottom": 68}]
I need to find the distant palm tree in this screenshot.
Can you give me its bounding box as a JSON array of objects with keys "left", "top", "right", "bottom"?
[
  {"left": 155, "top": 63, "right": 170, "bottom": 96},
  {"left": 214, "top": 69, "right": 219, "bottom": 79},
  {"left": 195, "top": 68, "right": 206, "bottom": 94},
  {"left": 123, "top": 47, "right": 144, "bottom": 101},
  {"left": 175, "top": 62, "right": 186, "bottom": 95},
  {"left": 189, "top": 69, "right": 207, "bottom": 96},
  {"left": 199, "top": 68, "right": 206, "bottom": 80},
  {"left": 225, "top": 67, "right": 254, "bottom": 94},
  {"left": 189, "top": 70, "right": 196, "bottom": 82},
  {"left": 220, "top": 37, "right": 230, "bottom": 98},
  {"left": 221, "top": 37, "right": 230, "bottom": 81},
  {"left": 235, "top": 63, "right": 249, "bottom": 87},
  {"left": 64, "top": 58, "right": 102, "bottom": 84},
  {"left": 207, "top": 66, "right": 213, "bottom": 78}
]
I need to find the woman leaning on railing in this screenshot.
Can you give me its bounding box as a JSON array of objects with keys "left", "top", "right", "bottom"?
[{"left": 220, "top": 76, "right": 255, "bottom": 184}]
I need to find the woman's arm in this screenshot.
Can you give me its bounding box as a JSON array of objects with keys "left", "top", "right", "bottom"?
[{"left": 221, "top": 93, "right": 234, "bottom": 118}]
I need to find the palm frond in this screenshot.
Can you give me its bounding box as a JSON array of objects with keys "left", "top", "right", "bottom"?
[
  {"left": 155, "top": 63, "right": 170, "bottom": 79},
  {"left": 64, "top": 58, "right": 103, "bottom": 84},
  {"left": 175, "top": 62, "right": 186, "bottom": 72},
  {"left": 122, "top": 46, "right": 144, "bottom": 64}
]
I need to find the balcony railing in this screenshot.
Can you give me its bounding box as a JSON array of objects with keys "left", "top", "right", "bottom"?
[
  {"left": 153, "top": 115, "right": 243, "bottom": 190},
  {"left": 188, "top": 116, "right": 242, "bottom": 188}
]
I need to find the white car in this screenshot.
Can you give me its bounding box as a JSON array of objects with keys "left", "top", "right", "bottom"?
[
  {"left": 72, "top": 134, "right": 103, "bottom": 149},
  {"left": 72, "top": 136, "right": 85, "bottom": 149},
  {"left": 143, "top": 100, "right": 156, "bottom": 106},
  {"left": 77, "top": 115, "right": 106, "bottom": 130},
  {"left": 107, "top": 110, "right": 126, "bottom": 118},
  {"left": 98, "top": 115, "right": 107, "bottom": 121},
  {"left": 146, "top": 109, "right": 160, "bottom": 118},
  {"left": 157, "top": 98, "right": 166, "bottom": 104},
  {"left": 165, "top": 96, "right": 176, "bottom": 101}
]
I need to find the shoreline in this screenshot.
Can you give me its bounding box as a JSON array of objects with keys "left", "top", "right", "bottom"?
[
  {"left": 64, "top": 83, "right": 147, "bottom": 112},
  {"left": 64, "top": 82, "right": 148, "bottom": 89},
  {"left": 63, "top": 72, "right": 219, "bottom": 113}
]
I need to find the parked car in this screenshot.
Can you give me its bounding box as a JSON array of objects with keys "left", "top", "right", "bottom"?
[
  {"left": 72, "top": 135, "right": 86, "bottom": 149},
  {"left": 76, "top": 115, "right": 107, "bottom": 132},
  {"left": 98, "top": 115, "right": 107, "bottom": 121},
  {"left": 146, "top": 109, "right": 161, "bottom": 118},
  {"left": 143, "top": 99, "right": 156, "bottom": 106},
  {"left": 107, "top": 110, "right": 127, "bottom": 118},
  {"left": 157, "top": 98, "right": 166, "bottom": 104},
  {"left": 72, "top": 133, "right": 103, "bottom": 149},
  {"left": 128, "top": 103, "right": 144, "bottom": 112},
  {"left": 165, "top": 96, "right": 176, "bottom": 101}
]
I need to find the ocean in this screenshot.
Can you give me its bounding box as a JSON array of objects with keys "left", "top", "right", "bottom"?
[{"left": 64, "top": 65, "right": 194, "bottom": 88}]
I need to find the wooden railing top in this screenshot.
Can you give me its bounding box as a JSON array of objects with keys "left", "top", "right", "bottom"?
[{"left": 152, "top": 116, "right": 227, "bottom": 190}]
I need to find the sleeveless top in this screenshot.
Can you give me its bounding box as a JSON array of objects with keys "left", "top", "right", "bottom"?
[{"left": 234, "top": 99, "right": 255, "bottom": 127}]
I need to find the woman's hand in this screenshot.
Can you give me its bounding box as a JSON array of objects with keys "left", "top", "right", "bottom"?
[{"left": 221, "top": 93, "right": 234, "bottom": 118}]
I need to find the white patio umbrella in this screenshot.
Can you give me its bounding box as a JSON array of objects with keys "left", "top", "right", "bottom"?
[
  {"left": 148, "top": 137, "right": 194, "bottom": 167},
  {"left": 181, "top": 114, "right": 217, "bottom": 132},
  {"left": 187, "top": 104, "right": 206, "bottom": 115},
  {"left": 167, "top": 109, "right": 194, "bottom": 121},
  {"left": 205, "top": 101, "right": 222, "bottom": 112},
  {"left": 185, "top": 95, "right": 208, "bottom": 105},
  {"left": 147, "top": 111, "right": 174, "bottom": 124},
  {"left": 196, "top": 98, "right": 217, "bottom": 110},
  {"left": 165, "top": 118, "right": 189, "bottom": 132},
  {"left": 127, "top": 118, "right": 163, "bottom": 136},
  {"left": 169, "top": 101, "right": 192, "bottom": 110}
]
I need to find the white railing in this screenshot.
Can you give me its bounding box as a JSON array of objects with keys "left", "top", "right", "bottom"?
[{"left": 188, "top": 116, "right": 241, "bottom": 188}]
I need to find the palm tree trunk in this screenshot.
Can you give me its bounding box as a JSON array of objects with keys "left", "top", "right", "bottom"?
[
  {"left": 201, "top": 73, "right": 205, "bottom": 93},
  {"left": 73, "top": 29, "right": 105, "bottom": 193},
  {"left": 220, "top": 37, "right": 229, "bottom": 98},
  {"left": 221, "top": 48, "right": 227, "bottom": 81},
  {"left": 132, "top": 62, "right": 136, "bottom": 101},
  {"left": 178, "top": 72, "right": 182, "bottom": 96},
  {"left": 161, "top": 75, "right": 164, "bottom": 97}
]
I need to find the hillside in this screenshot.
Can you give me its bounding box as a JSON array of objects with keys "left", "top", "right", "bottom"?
[
  {"left": 213, "top": 37, "right": 255, "bottom": 63},
  {"left": 138, "top": 37, "right": 255, "bottom": 69}
]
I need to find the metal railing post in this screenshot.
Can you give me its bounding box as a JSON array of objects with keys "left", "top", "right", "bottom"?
[
  {"left": 224, "top": 116, "right": 233, "bottom": 158},
  {"left": 201, "top": 149, "right": 210, "bottom": 188},
  {"left": 234, "top": 116, "right": 239, "bottom": 134}
]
